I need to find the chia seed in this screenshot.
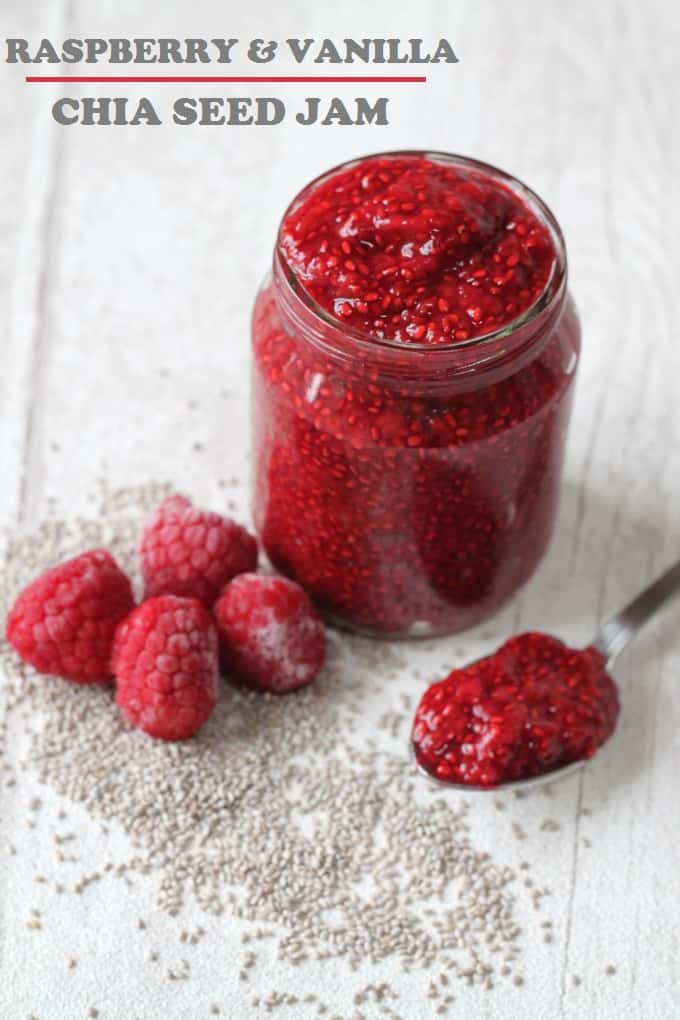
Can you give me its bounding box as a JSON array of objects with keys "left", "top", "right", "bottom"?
[{"left": 0, "top": 482, "right": 547, "bottom": 997}]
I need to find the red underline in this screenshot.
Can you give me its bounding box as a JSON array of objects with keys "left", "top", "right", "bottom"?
[{"left": 25, "top": 74, "right": 427, "bottom": 84}]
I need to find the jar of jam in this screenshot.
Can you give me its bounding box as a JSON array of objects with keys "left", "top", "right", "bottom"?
[{"left": 251, "top": 152, "right": 580, "bottom": 637}]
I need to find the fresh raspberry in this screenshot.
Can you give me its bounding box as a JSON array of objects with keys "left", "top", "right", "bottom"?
[
  {"left": 139, "top": 495, "right": 258, "bottom": 608},
  {"left": 214, "top": 573, "right": 326, "bottom": 694},
  {"left": 112, "top": 595, "right": 218, "bottom": 741},
  {"left": 5, "top": 549, "right": 135, "bottom": 684}
]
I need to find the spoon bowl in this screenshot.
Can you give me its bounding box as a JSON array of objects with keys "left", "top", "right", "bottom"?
[
  {"left": 410, "top": 742, "right": 586, "bottom": 793},
  {"left": 411, "top": 559, "right": 680, "bottom": 793}
]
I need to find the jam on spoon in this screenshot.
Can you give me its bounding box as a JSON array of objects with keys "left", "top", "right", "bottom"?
[
  {"left": 411, "top": 559, "right": 680, "bottom": 790},
  {"left": 411, "top": 634, "right": 618, "bottom": 788}
]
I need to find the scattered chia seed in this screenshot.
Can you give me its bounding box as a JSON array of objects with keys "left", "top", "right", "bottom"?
[
  {"left": 540, "top": 819, "right": 561, "bottom": 832},
  {"left": 0, "top": 482, "right": 549, "bottom": 998}
]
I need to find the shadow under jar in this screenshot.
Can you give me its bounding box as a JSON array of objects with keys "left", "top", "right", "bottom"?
[{"left": 251, "top": 152, "right": 580, "bottom": 637}]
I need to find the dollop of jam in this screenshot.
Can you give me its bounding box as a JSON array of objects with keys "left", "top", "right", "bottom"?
[
  {"left": 280, "top": 154, "right": 555, "bottom": 344},
  {"left": 411, "top": 633, "right": 619, "bottom": 787}
]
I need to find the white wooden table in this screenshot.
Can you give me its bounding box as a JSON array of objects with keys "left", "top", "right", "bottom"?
[{"left": 1, "top": 2, "right": 679, "bottom": 1018}]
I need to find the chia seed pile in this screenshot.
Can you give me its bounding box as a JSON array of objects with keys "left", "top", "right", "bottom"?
[{"left": 0, "top": 482, "right": 560, "bottom": 1007}]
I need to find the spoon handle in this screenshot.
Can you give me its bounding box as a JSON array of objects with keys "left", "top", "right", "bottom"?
[{"left": 592, "top": 559, "right": 680, "bottom": 664}]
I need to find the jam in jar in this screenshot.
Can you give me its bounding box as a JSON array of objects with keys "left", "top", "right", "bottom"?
[{"left": 251, "top": 152, "right": 580, "bottom": 637}]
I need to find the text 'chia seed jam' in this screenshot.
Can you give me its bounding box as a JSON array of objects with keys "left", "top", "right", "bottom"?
[
  {"left": 411, "top": 633, "right": 620, "bottom": 787},
  {"left": 251, "top": 152, "right": 581, "bottom": 636}
]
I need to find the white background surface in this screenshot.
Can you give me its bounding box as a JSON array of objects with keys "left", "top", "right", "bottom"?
[{"left": 1, "top": 1, "right": 680, "bottom": 1018}]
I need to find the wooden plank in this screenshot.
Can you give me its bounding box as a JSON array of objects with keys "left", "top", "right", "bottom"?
[
  {"left": 1, "top": 0, "right": 680, "bottom": 1016},
  {"left": 0, "top": 1, "right": 66, "bottom": 528}
]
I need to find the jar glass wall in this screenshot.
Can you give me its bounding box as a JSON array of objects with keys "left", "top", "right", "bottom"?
[{"left": 251, "top": 152, "right": 580, "bottom": 637}]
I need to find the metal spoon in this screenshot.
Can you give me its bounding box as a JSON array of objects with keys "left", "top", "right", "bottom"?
[{"left": 412, "top": 558, "right": 680, "bottom": 793}]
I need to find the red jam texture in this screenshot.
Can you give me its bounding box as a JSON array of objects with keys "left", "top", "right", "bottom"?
[
  {"left": 411, "top": 634, "right": 620, "bottom": 788},
  {"left": 280, "top": 155, "right": 554, "bottom": 344},
  {"left": 252, "top": 154, "right": 579, "bottom": 635}
]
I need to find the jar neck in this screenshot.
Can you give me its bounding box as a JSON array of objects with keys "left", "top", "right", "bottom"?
[{"left": 272, "top": 249, "right": 568, "bottom": 393}]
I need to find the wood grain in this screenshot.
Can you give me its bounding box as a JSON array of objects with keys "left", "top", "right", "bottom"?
[{"left": 1, "top": 1, "right": 679, "bottom": 1017}]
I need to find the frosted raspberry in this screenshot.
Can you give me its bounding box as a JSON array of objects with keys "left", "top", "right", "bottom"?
[
  {"left": 139, "top": 494, "right": 258, "bottom": 607},
  {"left": 112, "top": 595, "right": 218, "bottom": 741},
  {"left": 214, "top": 573, "right": 326, "bottom": 694},
  {"left": 5, "top": 549, "right": 135, "bottom": 684}
]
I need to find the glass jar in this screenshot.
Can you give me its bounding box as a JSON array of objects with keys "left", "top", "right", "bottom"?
[{"left": 251, "top": 152, "right": 580, "bottom": 637}]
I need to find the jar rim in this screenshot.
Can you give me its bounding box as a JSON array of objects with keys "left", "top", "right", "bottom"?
[{"left": 274, "top": 149, "right": 568, "bottom": 359}]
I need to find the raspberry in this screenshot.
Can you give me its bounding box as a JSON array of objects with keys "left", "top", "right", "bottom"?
[
  {"left": 139, "top": 494, "right": 258, "bottom": 607},
  {"left": 5, "top": 549, "right": 135, "bottom": 684},
  {"left": 112, "top": 595, "right": 218, "bottom": 741},
  {"left": 214, "top": 573, "right": 326, "bottom": 694}
]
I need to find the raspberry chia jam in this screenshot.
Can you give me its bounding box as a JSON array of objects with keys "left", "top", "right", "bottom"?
[
  {"left": 251, "top": 152, "right": 580, "bottom": 636},
  {"left": 411, "top": 633, "right": 619, "bottom": 787}
]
